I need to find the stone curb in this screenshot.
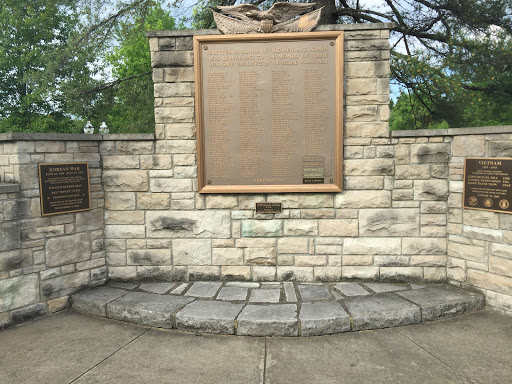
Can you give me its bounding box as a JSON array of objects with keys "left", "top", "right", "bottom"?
[{"left": 71, "top": 282, "right": 484, "bottom": 337}]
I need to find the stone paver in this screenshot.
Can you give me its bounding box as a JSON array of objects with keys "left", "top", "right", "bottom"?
[
  {"left": 300, "top": 301, "right": 350, "bottom": 336},
  {"left": 346, "top": 293, "right": 421, "bottom": 331},
  {"left": 237, "top": 304, "right": 298, "bottom": 336},
  {"left": 283, "top": 282, "right": 297, "bottom": 302},
  {"left": 249, "top": 288, "right": 281, "bottom": 303},
  {"left": 107, "top": 292, "right": 194, "bottom": 328},
  {"left": 396, "top": 286, "right": 484, "bottom": 321},
  {"left": 225, "top": 282, "right": 260, "bottom": 288},
  {"left": 139, "top": 283, "right": 175, "bottom": 294},
  {"left": 334, "top": 282, "right": 370, "bottom": 297},
  {"left": 171, "top": 282, "right": 189, "bottom": 294},
  {"left": 298, "top": 284, "right": 331, "bottom": 301},
  {"left": 185, "top": 282, "right": 222, "bottom": 298},
  {"left": 217, "top": 287, "right": 248, "bottom": 301},
  {"left": 108, "top": 282, "right": 139, "bottom": 290},
  {"left": 69, "top": 282, "right": 486, "bottom": 337},
  {"left": 72, "top": 287, "right": 128, "bottom": 316},
  {"left": 176, "top": 301, "right": 244, "bottom": 334},
  {"left": 364, "top": 283, "right": 409, "bottom": 293}
]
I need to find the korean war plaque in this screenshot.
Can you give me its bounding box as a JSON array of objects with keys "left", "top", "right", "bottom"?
[
  {"left": 464, "top": 157, "right": 512, "bottom": 214},
  {"left": 194, "top": 32, "right": 344, "bottom": 193},
  {"left": 39, "top": 162, "right": 91, "bottom": 216}
]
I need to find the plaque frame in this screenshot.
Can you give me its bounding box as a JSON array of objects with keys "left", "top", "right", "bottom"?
[
  {"left": 38, "top": 162, "right": 92, "bottom": 216},
  {"left": 193, "top": 32, "right": 344, "bottom": 193}
]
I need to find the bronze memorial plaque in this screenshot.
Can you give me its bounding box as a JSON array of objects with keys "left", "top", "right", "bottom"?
[
  {"left": 255, "top": 202, "right": 282, "bottom": 214},
  {"left": 38, "top": 162, "right": 91, "bottom": 216},
  {"left": 464, "top": 157, "right": 512, "bottom": 214},
  {"left": 194, "top": 32, "right": 344, "bottom": 193}
]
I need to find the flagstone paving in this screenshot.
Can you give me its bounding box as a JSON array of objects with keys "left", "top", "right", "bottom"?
[{"left": 71, "top": 281, "right": 484, "bottom": 337}]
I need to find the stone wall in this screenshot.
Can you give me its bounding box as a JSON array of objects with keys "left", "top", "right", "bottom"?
[
  {"left": 0, "top": 134, "right": 107, "bottom": 329},
  {"left": 391, "top": 128, "right": 512, "bottom": 314}
]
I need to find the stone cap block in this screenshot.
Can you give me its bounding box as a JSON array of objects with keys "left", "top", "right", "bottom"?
[{"left": 391, "top": 125, "right": 512, "bottom": 137}]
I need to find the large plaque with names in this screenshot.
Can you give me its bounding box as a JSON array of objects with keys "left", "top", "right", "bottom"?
[
  {"left": 464, "top": 157, "right": 512, "bottom": 214},
  {"left": 194, "top": 32, "right": 344, "bottom": 193},
  {"left": 38, "top": 162, "right": 91, "bottom": 216}
]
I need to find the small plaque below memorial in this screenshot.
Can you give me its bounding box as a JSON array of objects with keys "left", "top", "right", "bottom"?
[
  {"left": 464, "top": 157, "right": 512, "bottom": 214},
  {"left": 39, "top": 162, "right": 91, "bottom": 216},
  {"left": 256, "top": 202, "right": 282, "bottom": 214}
]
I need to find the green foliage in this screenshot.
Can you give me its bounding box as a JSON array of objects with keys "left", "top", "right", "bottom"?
[
  {"left": 0, "top": 0, "right": 94, "bottom": 132},
  {"left": 101, "top": 4, "right": 177, "bottom": 133},
  {"left": 391, "top": 26, "right": 512, "bottom": 130}
]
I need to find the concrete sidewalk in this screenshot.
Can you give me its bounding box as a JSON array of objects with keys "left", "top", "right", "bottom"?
[{"left": 0, "top": 310, "right": 510, "bottom": 384}]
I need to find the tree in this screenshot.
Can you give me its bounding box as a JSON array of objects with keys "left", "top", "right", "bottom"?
[
  {"left": 98, "top": 4, "right": 177, "bottom": 133},
  {"left": 0, "top": 0, "right": 94, "bottom": 132}
]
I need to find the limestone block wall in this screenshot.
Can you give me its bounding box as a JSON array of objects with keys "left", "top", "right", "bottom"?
[
  {"left": 391, "top": 127, "right": 512, "bottom": 314},
  {"left": 447, "top": 131, "right": 512, "bottom": 313},
  {"left": 104, "top": 23, "right": 445, "bottom": 284},
  {"left": 0, "top": 134, "right": 107, "bottom": 329}
]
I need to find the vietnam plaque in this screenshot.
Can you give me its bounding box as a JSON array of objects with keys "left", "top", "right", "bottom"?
[
  {"left": 194, "top": 32, "right": 344, "bottom": 193},
  {"left": 464, "top": 157, "right": 512, "bottom": 214},
  {"left": 38, "top": 162, "right": 91, "bottom": 216}
]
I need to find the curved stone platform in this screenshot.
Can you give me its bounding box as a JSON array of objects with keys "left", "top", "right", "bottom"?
[{"left": 71, "top": 281, "right": 484, "bottom": 337}]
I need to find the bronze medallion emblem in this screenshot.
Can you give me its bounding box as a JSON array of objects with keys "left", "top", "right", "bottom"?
[
  {"left": 468, "top": 196, "right": 478, "bottom": 206},
  {"left": 484, "top": 198, "right": 493, "bottom": 208},
  {"left": 499, "top": 199, "right": 510, "bottom": 209}
]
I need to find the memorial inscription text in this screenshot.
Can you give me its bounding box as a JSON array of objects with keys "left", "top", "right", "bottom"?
[
  {"left": 195, "top": 33, "right": 343, "bottom": 192},
  {"left": 39, "top": 162, "right": 91, "bottom": 216},
  {"left": 464, "top": 157, "right": 512, "bottom": 214}
]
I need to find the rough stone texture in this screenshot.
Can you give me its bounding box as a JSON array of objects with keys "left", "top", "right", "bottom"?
[
  {"left": 0, "top": 275, "right": 39, "bottom": 312},
  {"left": 396, "top": 286, "right": 484, "bottom": 321},
  {"left": 139, "top": 283, "right": 175, "bottom": 294},
  {"left": 146, "top": 211, "right": 231, "bottom": 238},
  {"left": 237, "top": 304, "right": 298, "bottom": 336},
  {"left": 299, "top": 301, "right": 350, "bottom": 336},
  {"left": 346, "top": 294, "right": 421, "bottom": 331},
  {"left": 242, "top": 220, "right": 283, "bottom": 237},
  {"left": 107, "top": 292, "right": 194, "bottom": 328},
  {"left": 298, "top": 284, "right": 331, "bottom": 301},
  {"left": 359, "top": 209, "right": 419, "bottom": 236},
  {"left": 46, "top": 233, "right": 91, "bottom": 267},
  {"left": 72, "top": 287, "right": 128, "bottom": 316},
  {"left": 364, "top": 282, "right": 409, "bottom": 293},
  {"left": 173, "top": 239, "right": 211, "bottom": 266},
  {"left": 176, "top": 301, "right": 243, "bottom": 334},
  {"left": 334, "top": 282, "right": 371, "bottom": 297},
  {"left": 0, "top": 223, "right": 21, "bottom": 251},
  {"left": 184, "top": 282, "right": 222, "bottom": 298},
  {"left": 69, "top": 280, "right": 487, "bottom": 336},
  {"left": 249, "top": 288, "right": 281, "bottom": 303},
  {"left": 216, "top": 287, "right": 248, "bottom": 301}
]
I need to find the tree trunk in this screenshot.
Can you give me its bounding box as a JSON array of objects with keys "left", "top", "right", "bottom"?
[{"left": 315, "top": 0, "right": 337, "bottom": 25}]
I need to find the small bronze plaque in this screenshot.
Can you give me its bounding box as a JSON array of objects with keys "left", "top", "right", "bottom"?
[
  {"left": 255, "top": 202, "right": 282, "bottom": 213},
  {"left": 464, "top": 157, "right": 512, "bottom": 214},
  {"left": 39, "top": 162, "right": 91, "bottom": 216}
]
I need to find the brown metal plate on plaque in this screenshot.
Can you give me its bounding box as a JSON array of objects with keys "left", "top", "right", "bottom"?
[
  {"left": 464, "top": 157, "right": 512, "bottom": 214},
  {"left": 39, "top": 162, "right": 91, "bottom": 216},
  {"left": 256, "top": 202, "right": 282, "bottom": 214},
  {"left": 194, "top": 32, "right": 344, "bottom": 193}
]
